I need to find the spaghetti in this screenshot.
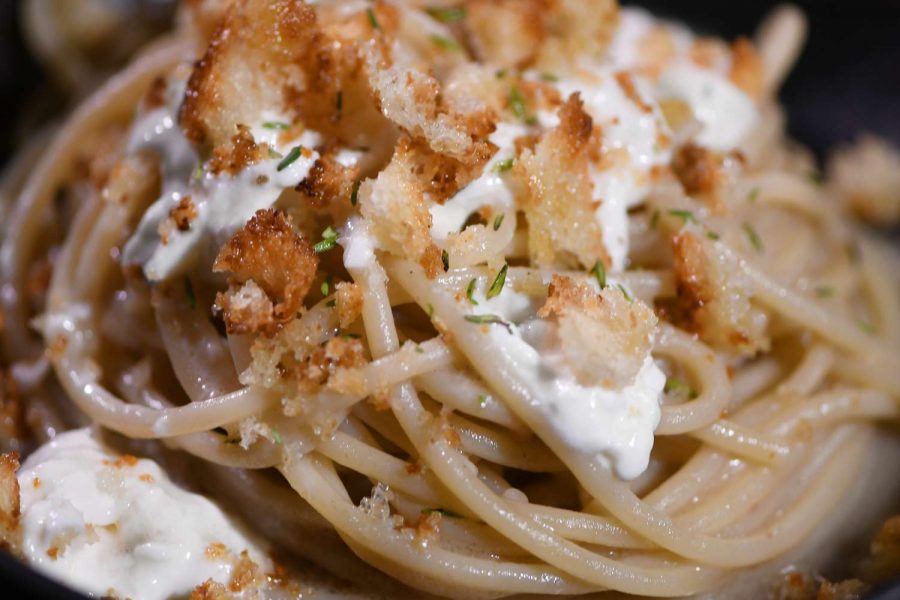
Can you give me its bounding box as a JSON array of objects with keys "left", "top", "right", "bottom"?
[{"left": 1, "top": 1, "right": 899, "bottom": 598}]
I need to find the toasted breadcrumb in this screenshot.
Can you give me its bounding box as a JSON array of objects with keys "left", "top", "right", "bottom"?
[
  {"left": 0, "top": 452, "right": 20, "bottom": 553},
  {"left": 359, "top": 138, "right": 443, "bottom": 272},
  {"left": 464, "top": 0, "right": 545, "bottom": 69},
  {"left": 229, "top": 550, "right": 262, "bottom": 592},
  {"left": 296, "top": 145, "right": 360, "bottom": 210},
  {"left": 516, "top": 94, "right": 610, "bottom": 269},
  {"left": 180, "top": 0, "right": 315, "bottom": 147},
  {"left": 189, "top": 578, "right": 230, "bottom": 600},
  {"left": 365, "top": 46, "right": 496, "bottom": 163},
  {"left": 672, "top": 143, "right": 744, "bottom": 212},
  {"left": 672, "top": 231, "right": 769, "bottom": 355},
  {"left": 168, "top": 196, "right": 199, "bottom": 231},
  {"left": 209, "top": 124, "right": 268, "bottom": 175},
  {"left": 540, "top": 275, "right": 656, "bottom": 388},
  {"left": 335, "top": 282, "right": 363, "bottom": 329},
  {"left": 729, "top": 37, "right": 764, "bottom": 98},
  {"left": 214, "top": 209, "right": 318, "bottom": 335}
]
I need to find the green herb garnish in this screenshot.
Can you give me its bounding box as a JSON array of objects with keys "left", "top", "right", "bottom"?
[
  {"left": 857, "top": 319, "right": 876, "bottom": 335},
  {"left": 277, "top": 145, "right": 303, "bottom": 171},
  {"left": 426, "top": 303, "right": 434, "bottom": 317},
  {"left": 667, "top": 209, "right": 695, "bottom": 223},
  {"left": 262, "top": 121, "right": 289, "bottom": 130},
  {"left": 664, "top": 377, "right": 698, "bottom": 399},
  {"left": 466, "top": 279, "right": 479, "bottom": 305},
  {"left": 540, "top": 72, "right": 559, "bottom": 82},
  {"left": 508, "top": 86, "right": 527, "bottom": 120},
  {"left": 350, "top": 180, "right": 360, "bottom": 206},
  {"left": 492, "top": 158, "right": 514, "bottom": 173},
  {"left": 706, "top": 231, "right": 720, "bottom": 240},
  {"left": 486, "top": 264, "right": 508, "bottom": 299},
  {"left": 478, "top": 394, "right": 488, "bottom": 408},
  {"left": 650, "top": 209, "right": 660, "bottom": 229},
  {"left": 590, "top": 260, "right": 606, "bottom": 289},
  {"left": 441, "top": 249, "right": 450, "bottom": 272},
  {"left": 430, "top": 35, "right": 460, "bottom": 50},
  {"left": 426, "top": 6, "right": 466, "bottom": 22},
  {"left": 267, "top": 148, "right": 283, "bottom": 159},
  {"left": 320, "top": 274, "right": 332, "bottom": 297},
  {"left": 808, "top": 171, "right": 824, "bottom": 186},
  {"left": 271, "top": 428, "right": 283, "bottom": 444},
  {"left": 366, "top": 8, "right": 380, "bottom": 30},
  {"left": 815, "top": 286, "right": 834, "bottom": 298},
  {"left": 748, "top": 187, "right": 760, "bottom": 203},
  {"left": 742, "top": 222, "right": 763, "bottom": 252},
  {"left": 493, "top": 214, "right": 505, "bottom": 231},
  {"left": 415, "top": 345, "right": 424, "bottom": 354},
  {"left": 314, "top": 226, "right": 339, "bottom": 253},
  {"left": 464, "top": 314, "right": 512, "bottom": 333},
  {"left": 616, "top": 283, "right": 633, "bottom": 303}
]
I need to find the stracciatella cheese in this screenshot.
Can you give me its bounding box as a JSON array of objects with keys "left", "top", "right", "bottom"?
[{"left": 17, "top": 428, "right": 270, "bottom": 600}]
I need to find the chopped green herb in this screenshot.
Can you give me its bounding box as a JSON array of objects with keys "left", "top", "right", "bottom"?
[
  {"left": 807, "top": 171, "right": 824, "bottom": 186},
  {"left": 192, "top": 163, "right": 204, "bottom": 180},
  {"left": 421, "top": 507, "right": 463, "bottom": 518},
  {"left": 441, "top": 249, "right": 450, "bottom": 272},
  {"left": 262, "top": 121, "right": 289, "bottom": 130},
  {"left": 706, "top": 231, "right": 720, "bottom": 240},
  {"left": 495, "top": 68, "right": 507, "bottom": 79},
  {"left": 493, "top": 214, "right": 505, "bottom": 231},
  {"left": 540, "top": 72, "right": 559, "bottom": 82},
  {"left": 815, "top": 286, "right": 834, "bottom": 298},
  {"left": 350, "top": 180, "right": 360, "bottom": 206},
  {"left": 320, "top": 274, "right": 332, "bottom": 297},
  {"left": 524, "top": 115, "right": 539, "bottom": 126},
  {"left": 314, "top": 226, "right": 339, "bottom": 253},
  {"left": 415, "top": 345, "right": 424, "bottom": 354},
  {"left": 426, "top": 6, "right": 466, "bottom": 22},
  {"left": 184, "top": 279, "right": 196, "bottom": 310},
  {"left": 650, "top": 209, "right": 660, "bottom": 229},
  {"left": 486, "top": 264, "right": 508, "bottom": 299},
  {"left": 271, "top": 428, "right": 283, "bottom": 444},
  {"left": 430, "top": 34, "right": 460, "bottom": 50},
  {"left": 493, "top": 158, "right": 514, "bottom": 173},
  {"left": 748, "top": 187, "right": 760, "bottom": 203},
  {"left": 616, "top": 283, "right": 633, "bottom": 303},
  {"left": 366, "top": 7, "right": 380, "bottom": 30},
  {"left": 508, "top": 86, "right": 527, "bottom": 120},
  {"left": 277, "top": 145, "right": 303, "bottom": 171},
  {"left": 742, "top": 222, "right": 763, "bottom": 252},
  {"left": 267, "top": 147, "right": 283, "bottom": 159},
  {"left": 478, "top": 394, "right": 488, "bottom": 408},
  {"left": 590, "top": 260, "right": 607, "bottom": 289},
  {"left": 664, "top": 377, "right": 698, "bottom": 399},
  {"left": 466, "top": 278, "right": 479, "bottom": 305},
  {"left": 426, "top": 303, "right": 435, "bottom": 317},
  {"left": 857, "top": 319, "right": 876, "bottom": 335},
  {"left": 667, "top": 209, "right": 695, "bottom": 223},
  {"left": 464, "top": 314, "right": 513, "bottom": 333},
  {"left": 342, "top": 332, "right": 362, "bottom": 340}
]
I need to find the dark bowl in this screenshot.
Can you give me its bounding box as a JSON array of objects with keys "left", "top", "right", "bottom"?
[{"left": 0, "top": 0, "right": 898, "bottom": 598}]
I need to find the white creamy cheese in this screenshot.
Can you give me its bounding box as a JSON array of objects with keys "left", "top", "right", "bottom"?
[
  {"left": 18, "top": 428, "right": 269, "bottom": 600},
  {"left": 429, "top": 122, "right": 525, "bottom": 241},
  {"left": 611, "top": 7, "right": 760, "bottom": 151},
  {"left": 465, "top": 283, "right": 664, "bottom": 480}
]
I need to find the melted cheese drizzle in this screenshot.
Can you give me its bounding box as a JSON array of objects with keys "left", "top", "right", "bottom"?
[{"left": 18, "top": 429, "right": 270, "bottom": 600}]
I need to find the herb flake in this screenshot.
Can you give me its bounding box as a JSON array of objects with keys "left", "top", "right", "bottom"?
[
  {"left": 508, "top": 86, "right": 527, "bottom": 120},
  {"left": 616, "top": 283, "right": 633, "bottom": 303},
  {"left": 277, "top": 145, "right": 303, "bottom": 171},
  {"left": 441, "top": 249, "right": 450, "bottom": 272},
  {"left": 493, "top": 214, "right": 505, "bottom": 231},
  {"left": 667, "top": 209, "right": 695, "bottom": 223},
  {"left": 430, "top": 35, "right": 460, "bottom": 50},
  {"left": 366, "top": 7, "right": 380, "bottom": 30},
  {"left": 664, "top": 377, "right": 698, "bottom": 399},
  {"left": 466, "top": 279, "right": 479, "bottom": 305},
  {"left": 478, "top": 394, "right": 488, "bottom": 408},
  {"left": 314, "top": 226, "right": 339, "bottom": 254},
  {"left": 815, "top": 286, "right": 834, "bottom": 298},
  {"left": 320, "top": 275, "right": 332, "bottom": 297},
  {"left": 492, "top": 158, "right": 514, "bottom": 173},
  {"left": 590, "top": 260, "right": 607, "bottom": 290},
  {"left": 271, "top": 428, "right": 283, "bottom": 444},
  {"left": 426, "top": 6, "right": 466, "bottom": 22},
  {"left": 262, "top": 121, "right": 289, "bottom": 130},
  {"left": 486, "top": 264, "right": 508, "bottom": 299},
  {"left": 464, "top": 314, "right": 512, "bottom": 333},
  {"left": 742, "top": 222, "right": 763, "bottom": 252},
  {"left": 350, "top": 180, "right": 360, "bottom": 206}
]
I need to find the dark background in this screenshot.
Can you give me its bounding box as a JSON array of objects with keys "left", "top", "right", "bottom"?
[{"left": 0, "top": 0, "right": 898, "bottom": 598}]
